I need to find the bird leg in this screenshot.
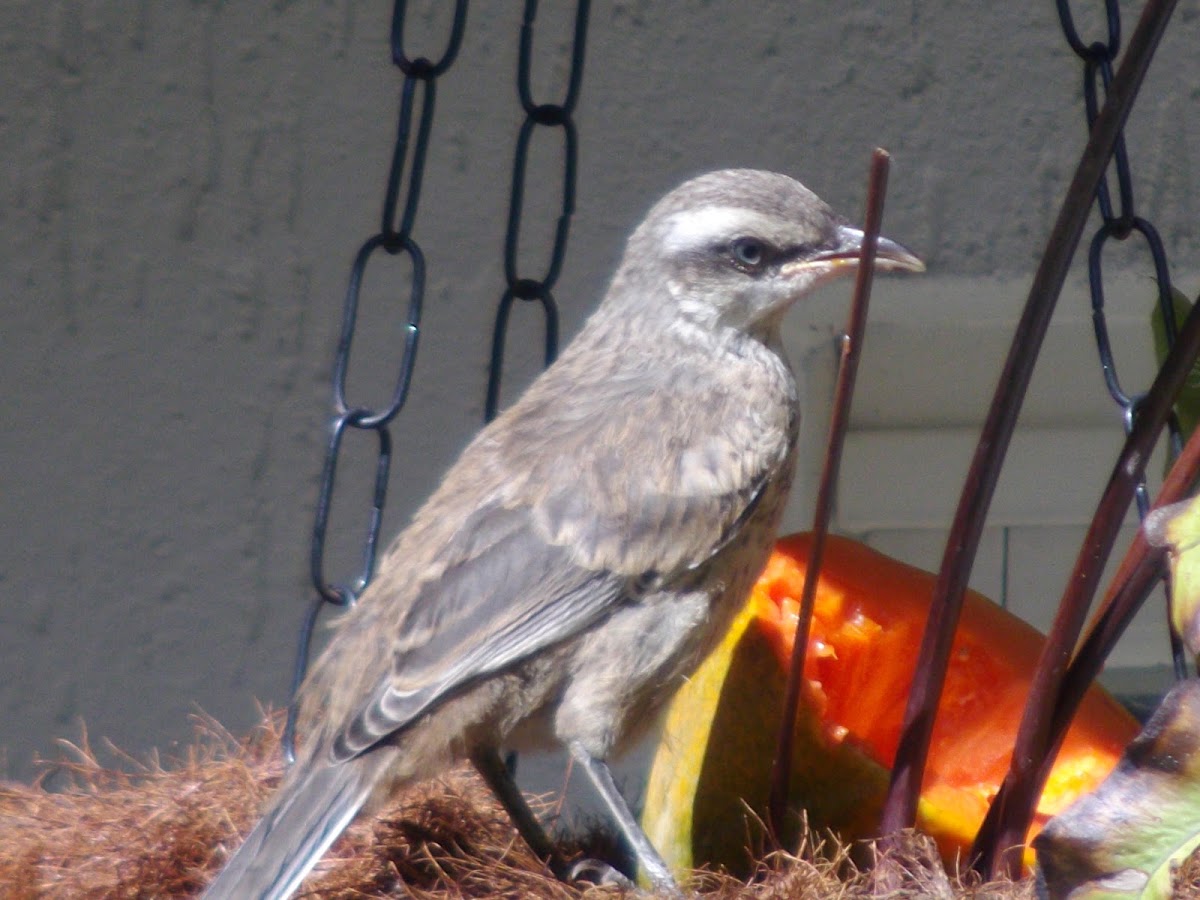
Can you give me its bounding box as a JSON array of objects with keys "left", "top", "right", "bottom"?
[
  {"left": 471, "top": 747, "right": 636, "bottom": 889},
  {"left": 566, "top": 739, "right": 680, "bottom": 894},
  {"left": 471, "top": 748, "right": 560, "bottom": 862}
]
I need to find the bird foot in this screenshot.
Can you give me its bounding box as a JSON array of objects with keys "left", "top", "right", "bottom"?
[{"left": 567, "top": 857, "right": 636, "bottom": 889}]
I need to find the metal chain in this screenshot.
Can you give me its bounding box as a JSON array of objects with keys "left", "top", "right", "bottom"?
[
  {"left": 283, "top": 0, "right": 469, "bottom": 762},
  {"left": 1059, "top": 0, "right": 1190, "bottom": 678},
  {"left": 485, "top": 0, "right": 591, "bottom": 421}
]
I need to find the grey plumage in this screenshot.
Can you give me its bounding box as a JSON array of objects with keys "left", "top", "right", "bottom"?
[{"left": 203, "top": 169, "right": 923, "bottom": 899}]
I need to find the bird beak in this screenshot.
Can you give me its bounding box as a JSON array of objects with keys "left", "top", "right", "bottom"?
[{"left": 816, "top": 225, "right": 926, "bottom": 274}]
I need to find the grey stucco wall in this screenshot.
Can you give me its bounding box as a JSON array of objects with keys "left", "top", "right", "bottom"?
[{"left": 3, "top": 2, "right": 1200, "bottom": 781}]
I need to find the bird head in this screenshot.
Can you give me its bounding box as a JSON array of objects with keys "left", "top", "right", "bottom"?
[{"left": 610, "top": 169, "right": 924, "bottom": 336}]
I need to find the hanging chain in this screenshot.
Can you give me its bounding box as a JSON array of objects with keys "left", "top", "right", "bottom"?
[
  {"left": 485, "top": 0, "right": 591, "bottom": 421},
  {"left": 1060, "top": 0, "right": 1189, "bottom": 678},
  {"left": 283, "top": 0, "right": 469, "bottom": 762}
]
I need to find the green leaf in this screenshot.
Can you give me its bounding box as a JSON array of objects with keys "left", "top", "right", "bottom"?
[
  {"left": 1034, "top": 679, "right": 1200, "bottom": 899},
  {"left": 1145, "top": 497, "right": 1200, "bottom": 661},
  {"left": 1151, "top": 286, "right": 1200, "bottom": 446}
]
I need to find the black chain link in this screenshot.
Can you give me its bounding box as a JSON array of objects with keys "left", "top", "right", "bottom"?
[
  {"left": 283, "top": 0, "right": 469, "bottom": 763},
  {"left": 1059, "top": 0, "right": 1190, "bottom": 679},
  {"left": 485, "top": 0, "right": 591, "bottom": 421}
]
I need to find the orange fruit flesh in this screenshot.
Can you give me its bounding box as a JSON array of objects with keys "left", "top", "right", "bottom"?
[{"left": 752, "top": 533, "right": 1139, "bottom": 863}]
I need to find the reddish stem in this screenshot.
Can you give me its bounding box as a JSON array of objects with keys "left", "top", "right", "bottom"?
[
  {"left": 768, "top": 149, "right": 891, "bottom": 835},
  {"left": 973, "top": 327, "right": 1200, "bottom": 875},
  {"left": 877, "top": 0, "right": 1179, "bottom": 861}
]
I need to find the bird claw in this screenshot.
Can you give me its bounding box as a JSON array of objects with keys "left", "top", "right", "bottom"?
[{"left": 567, "top": 857, "right": 635, "bottom": 889}]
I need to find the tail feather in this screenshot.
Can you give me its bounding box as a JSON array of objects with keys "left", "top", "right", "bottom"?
[{"left": 203, "top": 750, "right": 395, "bottom": 900}]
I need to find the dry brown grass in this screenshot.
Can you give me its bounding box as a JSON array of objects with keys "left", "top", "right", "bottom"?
[
  {"left": 0, "top": 712, "right": 1040, "bottom": 899},
  {"left": 1175, "top": 849, "right": 1200, "bottom": 900}
]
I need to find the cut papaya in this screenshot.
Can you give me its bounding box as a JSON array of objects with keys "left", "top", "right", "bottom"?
[{"left": 642, "top": 533, "right": 1139, "bottom": 876}]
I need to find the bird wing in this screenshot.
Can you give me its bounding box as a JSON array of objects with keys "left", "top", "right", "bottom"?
[
  {"left": 327, "top": 502, "right": 632, "bottom": 757},
  {"left": 314, "top": 355, "right": 795, "bottom": 761}
]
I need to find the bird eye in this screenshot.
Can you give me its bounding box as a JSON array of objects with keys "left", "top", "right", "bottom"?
[{"left": 730, "top": 237, "right": 769, "bottom": 270}]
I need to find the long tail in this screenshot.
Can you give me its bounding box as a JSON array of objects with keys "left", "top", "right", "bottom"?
[{"left": 203, "top": 748, "right": 397, "bottom": 900}]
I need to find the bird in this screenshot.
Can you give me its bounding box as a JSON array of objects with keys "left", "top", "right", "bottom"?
[{"left": 202, "top": 168, "right": 924, "bottom": 899}]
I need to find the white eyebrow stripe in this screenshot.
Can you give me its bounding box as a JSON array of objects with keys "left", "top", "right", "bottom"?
[{"left": 661, "top": 206, "right": 780, "bottom": 253}]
